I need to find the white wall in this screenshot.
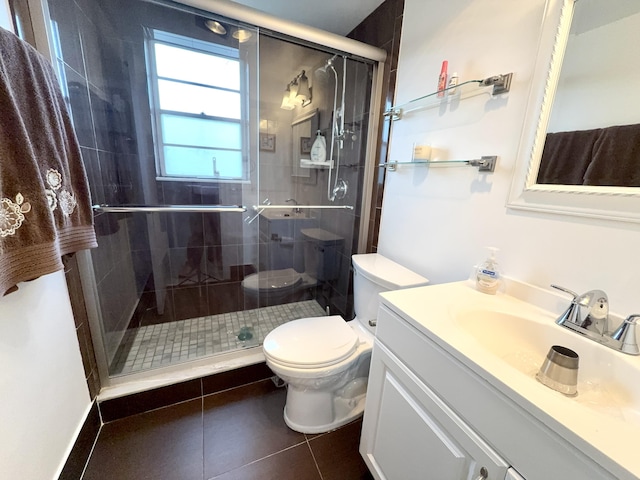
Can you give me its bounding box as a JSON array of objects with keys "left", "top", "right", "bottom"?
[
  {"left": 378, "top": 0, "right": 640, "bottom": 316},
  {"left": 0, "top": 272, "right": 91, "bottom": 479},
  {"left": 0, "top": 8, "right": 91, "bottom": 480}
]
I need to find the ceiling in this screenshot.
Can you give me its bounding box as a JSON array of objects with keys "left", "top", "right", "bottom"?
[{"left": 230, "top": 0, "right": 385, "bottom": 35}]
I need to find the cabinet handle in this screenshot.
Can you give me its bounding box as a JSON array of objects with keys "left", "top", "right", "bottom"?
[
  {"left": 474, "top": 467, "right": 488, "bottom": 480},
  {"left": 368, "top": 320, "right": 377, "bottom": 327}
]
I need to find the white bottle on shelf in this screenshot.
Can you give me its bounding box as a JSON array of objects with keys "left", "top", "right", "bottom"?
[{"left": 310, "top": 130, "right": 327, "bottom": 165}]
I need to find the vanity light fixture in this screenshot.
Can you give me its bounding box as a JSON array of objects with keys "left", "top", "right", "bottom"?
[
  {"left": 280, "top": 70, "right": 312, "bottom": 109},
  {"left": 280, "top": 84, "right": 296, "bottom": 110},
  {"left": 296, "top": 71, "right": 311, "bottom": 104}
]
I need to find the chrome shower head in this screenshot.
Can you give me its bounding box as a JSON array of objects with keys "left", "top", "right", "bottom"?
[{"left": 315, "top": 55, "right": 339, "bottom": 76}]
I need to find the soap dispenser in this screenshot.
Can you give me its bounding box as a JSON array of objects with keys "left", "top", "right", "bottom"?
[
  {"left": 310, "top": 130, "right": 327, "bottom": 165},
  {"left": 476, "top": 247, "right": 502, "bottom": 295}
]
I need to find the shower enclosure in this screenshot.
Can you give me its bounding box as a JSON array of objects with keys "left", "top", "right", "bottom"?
[{"left": 44, "top": 0, "right": 383, "bottom": 387}]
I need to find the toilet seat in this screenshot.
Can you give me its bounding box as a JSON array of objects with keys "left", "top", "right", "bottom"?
[
  {"left": 263, "top": 315, "right": 359, "bottom": 369},
  {"left": 242, "top": 268, "right": 302, "bottom": 292}
]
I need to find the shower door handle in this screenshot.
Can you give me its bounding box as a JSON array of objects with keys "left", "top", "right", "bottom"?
[{"left": 92, "top": 204, "right": 247, "bottom": 213}]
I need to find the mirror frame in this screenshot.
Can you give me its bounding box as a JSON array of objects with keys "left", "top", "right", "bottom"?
[{"left": 507, "top": 0, "right": 640, "bottom": 224}]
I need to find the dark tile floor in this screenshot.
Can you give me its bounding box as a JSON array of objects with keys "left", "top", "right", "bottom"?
[{"left": 83, "top": 380, "right": 373, "bottom": 480}]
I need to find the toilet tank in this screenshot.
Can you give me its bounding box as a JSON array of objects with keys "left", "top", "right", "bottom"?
[
  {"left": 352, "top": 254, "right": 429, "bottom": 331},
  {"left": 301, "top": 228, "right": 344, "bottom": 281}
]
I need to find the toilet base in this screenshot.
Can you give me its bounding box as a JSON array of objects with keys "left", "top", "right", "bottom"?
[{"left": 282, "top": 376, "right": 368, "bottom": 434}]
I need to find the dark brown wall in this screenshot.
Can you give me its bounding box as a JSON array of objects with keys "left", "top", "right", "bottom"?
[{"left": 348, "top": 0, "right": 404, "bottom": 252}]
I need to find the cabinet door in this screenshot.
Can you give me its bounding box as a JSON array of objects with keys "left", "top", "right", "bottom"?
[{"left": 361, "top": 342, "right": 509, "bottom": 480}]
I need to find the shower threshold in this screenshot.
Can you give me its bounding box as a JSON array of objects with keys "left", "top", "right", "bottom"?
[{"left": 110, "top": 300, "right": 327, "bottom": 376}]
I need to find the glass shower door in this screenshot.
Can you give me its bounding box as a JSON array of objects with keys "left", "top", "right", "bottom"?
[{"left": 47, "top": 0, "right": 263, "bottom": 380}]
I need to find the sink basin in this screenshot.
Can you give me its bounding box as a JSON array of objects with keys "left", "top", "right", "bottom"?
[{"left": 453, "top": 309, "right": 639, "bottom": 423}]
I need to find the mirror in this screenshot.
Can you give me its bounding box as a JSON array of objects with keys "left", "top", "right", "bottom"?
[{"left": 508, "top": 0, "right": 640, "bottom": 223}]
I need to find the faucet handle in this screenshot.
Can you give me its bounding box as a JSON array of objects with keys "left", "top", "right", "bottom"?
[
  {"left": 611, "top": 314, "right": 640, "bottom": 355},
  {"left": 551, "top": 284, "right": 579, "bottom": 300},
  {"left": 551, "top": 285, "right": 579, "bottom": 327}
]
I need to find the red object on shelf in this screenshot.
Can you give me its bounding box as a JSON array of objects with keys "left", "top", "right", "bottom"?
[{"left": 437, "top": 60, "right": 448, "bottom": 97}]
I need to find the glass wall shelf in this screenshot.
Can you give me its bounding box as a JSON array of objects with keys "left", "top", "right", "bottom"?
[
  {"left": 379, "top": 156, "right": 497, "bottom": 172},
  {"left": 384, "top": 73, "right": 512, "bottom": 121}
]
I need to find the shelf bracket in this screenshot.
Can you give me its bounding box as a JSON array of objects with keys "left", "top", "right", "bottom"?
[
  {"left": 468, "top": 156, "right": 497, "bottom": 172},
  {"left": 482, "top": 73, "right": 513, "bottom": 95},
  {"left": 383, "top": 108, "right": 402, "bottom": 121}
]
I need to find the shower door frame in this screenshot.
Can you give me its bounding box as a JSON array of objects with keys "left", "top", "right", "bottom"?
[{"left": 26, "top": 0, "right": 386, "bottom": 393}]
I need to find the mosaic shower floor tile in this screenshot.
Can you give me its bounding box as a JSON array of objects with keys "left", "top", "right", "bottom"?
[{"left": 111, "top": 300, "right": 327, "bottom": 375}]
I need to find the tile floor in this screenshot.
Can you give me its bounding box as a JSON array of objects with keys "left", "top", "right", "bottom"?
[
  {"left": 111, "top": 301, "right": 327, "bottom": 375},
  {"left": 82, "top": 379, "right": 373, "bottom": 480}
]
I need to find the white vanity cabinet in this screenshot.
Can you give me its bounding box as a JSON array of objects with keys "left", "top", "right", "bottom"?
[
  {"left": 360, "top": 335, "right": 510, "bottom": 480},
  {"left": 360, "top": 300, "right": 623, "bottom": 480}
]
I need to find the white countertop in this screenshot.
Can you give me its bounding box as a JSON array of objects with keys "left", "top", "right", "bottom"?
[{"left": 380, "top": 279, "right": 640, "bottom": 480}]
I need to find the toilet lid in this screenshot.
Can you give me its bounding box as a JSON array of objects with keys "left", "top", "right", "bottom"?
[
  {"left": 264, "top": 315, "right": 358, "bottom": 368},
  {"left": 243, "top": 269, "right": 302, "bottom": 291}
]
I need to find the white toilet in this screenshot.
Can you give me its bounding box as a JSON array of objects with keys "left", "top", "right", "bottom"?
[
  {"left": 242, "top": 228, "right": 344, "bottom": 306},
  {"left": 263, "top": 253, "right": 429, "bottom": 433}
]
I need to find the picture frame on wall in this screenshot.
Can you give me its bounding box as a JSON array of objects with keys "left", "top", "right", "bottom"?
[
  {"left": 300, "top": 136, "right": 312, "bottom": 154},
  {"left": 259, "top": 133, "right": 276, "bottom": 152}
]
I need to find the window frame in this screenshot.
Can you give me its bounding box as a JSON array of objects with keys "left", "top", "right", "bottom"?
[{"left": 145, "top": 28, "right": 249, "bottom": 183}]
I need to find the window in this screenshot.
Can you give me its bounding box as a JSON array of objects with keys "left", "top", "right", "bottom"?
[{"left": 146, "top": 29, "right": 246, "bottom": 181}]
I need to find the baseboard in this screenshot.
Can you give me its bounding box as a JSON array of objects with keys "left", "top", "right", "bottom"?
[{"left": 57, "top": 401, "right": 101, "bottom": 480}]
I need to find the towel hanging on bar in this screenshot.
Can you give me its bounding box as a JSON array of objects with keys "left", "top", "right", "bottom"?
[{"left": 0, "top": 27, "right": 97, "bottom": 295}]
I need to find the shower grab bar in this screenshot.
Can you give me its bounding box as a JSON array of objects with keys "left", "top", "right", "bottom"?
[
  {"left": 252, "top": 205, "right": 354, "bottom": 211},
  {"left": 92, "top": 204, "right": 247, "bottom": 213}
]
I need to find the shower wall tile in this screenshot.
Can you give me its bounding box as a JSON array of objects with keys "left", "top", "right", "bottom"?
[
  {"left": 136, "top": 288, "right": 177, "bottom": 327},
  {"left": 348, "top": 0, "right": 397, "bottom": 49},
  {"left": 48, "top": 0, "right": 84, "bottom": 74},
  {"left": 91, "top": 230, "right": 115, "bottom": 284},
  {"left": 65, "top": 66, "right": 96, "bottom": 148},
  {"left": 79, "top": 146, "right": 103, "bottom": 204},
  {"left": 88, "top": 91, "right": 115, "bottom": 150},
  {"left": 75, "top": 11, "right": 104, "bottom": 92},
  {"left": 167, "top": 212, "right": 205, "bottom": 249},
  {"left": 348, "top": 0, "right": 404, "bottom": 253},
  {"left": 63, "top": 254, "right": 101, "bottom": 401},
  {"left": 130, "top": 248, "right": 153, "bottom": 294},
  {"left": 205, "top": 244, "right": 239, "bottom": 281},
  {"left": 171, "top": 285, "right": 210, "bottom": 321},
  {"left": 391, "top": 16, "right": 403, "bottom": 71},
  {"left": 206, "top": 282, "right": 243, "bottom": 316},
  {"left": 127, "top": 214, "right": 151, "bottom": 253}
]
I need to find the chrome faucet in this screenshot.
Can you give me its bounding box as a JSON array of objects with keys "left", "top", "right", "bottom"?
[
  {"left": 551, "top": 284, "right": 639, "bottom": 355},
  {"left": 551, "top": 285, "right": 609, "bottom": 335},
  {"left": 285, "top": 198, "right": 302, "bottom": 214}
]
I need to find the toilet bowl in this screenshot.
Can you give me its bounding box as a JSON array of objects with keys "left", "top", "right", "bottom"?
[
  {"left": 263, "top": 253, "right": 429, "bottom": 433},
  {"left": 241, "top": 268, "right": 314, "bottom": 305},
  {"left": 242, "top": 228, "right": 344, "bottom": 307}
]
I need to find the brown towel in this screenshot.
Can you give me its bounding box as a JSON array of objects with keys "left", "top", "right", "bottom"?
[
  {"left": 537, "top": 128, "right": 600, "bottom": 185},
  {"left": 583, "top": 123, "right": 640, "bottom": 187},
  {"left": 0, "top": 27, "right": 97, "bottom": 295}
]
